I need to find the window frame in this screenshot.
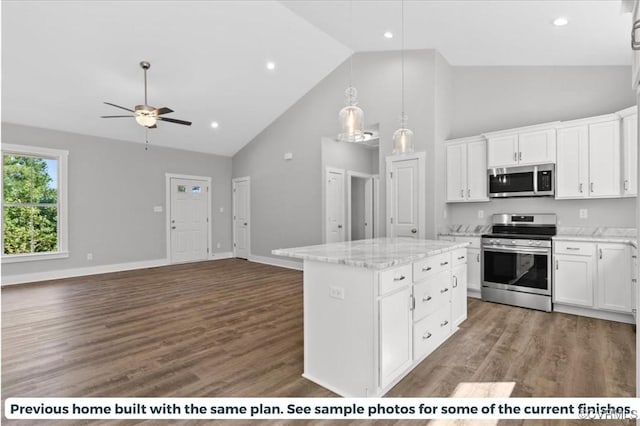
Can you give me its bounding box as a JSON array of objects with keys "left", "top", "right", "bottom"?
[{"left": 2, "top": 144, "right": 69, "bottom": 263}]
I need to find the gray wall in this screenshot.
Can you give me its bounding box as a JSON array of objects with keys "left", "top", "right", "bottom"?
[
  {"left": 447, "top": 66, "right": 636, "bottom": 229},
  {"left": 2, "top": 123, "right": 232, "bottom": 277},
  {"left": 233, "top": 49, "right": 439, "bottom": 259},
  {"left": 321, "top": 138, "right": 378, "bottom": 175}
]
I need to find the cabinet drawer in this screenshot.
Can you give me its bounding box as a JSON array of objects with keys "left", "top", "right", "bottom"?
[
  {"left": 378, "top": 264, "right": 412, "bottom": 296},
  {"left": 413, "top": 271, "right": 451, "bottom": 322},
  {"left": 554, "top": 241, "right": 595, "bottom": 256},
  {"left": 454, "top": 237, "right": 481, "bottom": 249},
  {"left": 413, "top": 253, "right": 451, "bottom": 282},
  {"left": 413, "top": 306, "right": 451, "bottom": 361},
  {"left": 451, "top": 248, "right": 467, "bottom": 267}
]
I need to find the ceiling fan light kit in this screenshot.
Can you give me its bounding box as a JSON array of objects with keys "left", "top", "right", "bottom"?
[{"left": 101, "top": 61, "right": 192, "bottom": 147}]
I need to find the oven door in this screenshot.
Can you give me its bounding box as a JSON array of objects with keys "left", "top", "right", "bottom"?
[{"left": 481, "top": 245, "right": 551, "bottom": 295}]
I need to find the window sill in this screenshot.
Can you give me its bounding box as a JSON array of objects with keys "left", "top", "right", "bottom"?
[{"left": 2, "top": 251, "right": 70, "bottom": 264}]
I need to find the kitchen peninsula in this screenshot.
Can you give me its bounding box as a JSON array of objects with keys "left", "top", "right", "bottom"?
[{"left": 273, "top": 238, "right": 470, "bottom": 397}]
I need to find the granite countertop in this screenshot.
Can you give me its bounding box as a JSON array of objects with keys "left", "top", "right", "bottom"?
[
  {"left": 272, "top": 237, "right": 470, "bottom": 270},
  {"left": 554, "top": 227, "right": 637, "bottom": 248},
  {"left": 438, "top": 224, "right": 491, "bottom": 237}
]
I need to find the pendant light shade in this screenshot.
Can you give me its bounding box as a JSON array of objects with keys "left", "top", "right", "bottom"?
[
  {"left": 392, "top": 0, "right": 414, "bottom": 155},
  {"left": 392, "top": 116, "right": 414, "bottom": 154},
  {"left": 338, "top": 86, "right": 364, "bottom": 142}
]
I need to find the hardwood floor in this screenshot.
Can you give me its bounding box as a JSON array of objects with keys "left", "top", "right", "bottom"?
[{"left": 2, "top": 259, "right": 636, "bottom": 426}]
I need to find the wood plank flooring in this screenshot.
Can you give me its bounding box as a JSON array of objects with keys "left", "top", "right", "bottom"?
[{"left": 2, "top": 259, "right": 636, "bottom": 426}]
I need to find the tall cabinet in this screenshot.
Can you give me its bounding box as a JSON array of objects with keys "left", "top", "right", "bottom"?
[
  {"left": 445, "top": 136, "right": 489, "bottom": 203},
  {"left": 618, "top": 106, "right": 638, "bottom": 197}
]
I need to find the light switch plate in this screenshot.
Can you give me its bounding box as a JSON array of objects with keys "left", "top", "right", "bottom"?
[
  {"left": 579, "top": 209, "right": 588, "bottom": 219},
  {"left": 478, "top": 210, "right": 484, "bottom": 219},
  {"left": 153, "top": 206, "right": 163, "bottom": 213}
]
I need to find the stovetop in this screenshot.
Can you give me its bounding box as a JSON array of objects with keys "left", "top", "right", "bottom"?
[{"left": 481, "top": 233, "right": 554, "bottom": 241}]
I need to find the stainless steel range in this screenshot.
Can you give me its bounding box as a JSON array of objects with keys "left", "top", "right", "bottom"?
[{"left": 481, "top": 213, "right": 557, "bottom": 312}]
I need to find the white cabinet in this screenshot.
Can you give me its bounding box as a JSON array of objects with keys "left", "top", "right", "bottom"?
[
  {"left": 556, "top": 115, "right": 621, "bottom": 199},
  {"left": 437, "top": 236, "right": 481, "bottom": 296},
  {"left": 379, "top": 285, "right": 413, "bottom": 389},
  {"left": 618, "top": 106, "right": 638, "bottom": 197},
  {"left": 445, "top": 136, "right": 488, "bottom": 203},
  {"left": 451, "top": 262, "right": 467, "bottom": 327},
  {"left": 596, "top": 243, "right": 632, "bottom": 313},
  {"left": 485, "top": 124, "right": 557, "bottom": 168},
  {"left": 553, "top": 240, "right": 633, "bottom": 317}
]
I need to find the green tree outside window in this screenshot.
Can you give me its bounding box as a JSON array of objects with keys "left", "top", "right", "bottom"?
[{"left": 3, "top": 154, "right": 59, "bottom": 255}]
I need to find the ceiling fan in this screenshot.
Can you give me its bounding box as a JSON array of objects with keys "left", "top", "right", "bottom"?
[{"left": 101, "top": 61, "right": 192, "bottom": 128}]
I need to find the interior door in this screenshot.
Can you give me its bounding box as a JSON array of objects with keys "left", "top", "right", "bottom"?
[
  {"left": 389, "top": 158, "right": 419, "bottom": 238},
  {"left": 326, "top": 169, "right": 345, "bottom": 243},
  {"left": 170, "top": 178, "right": 208, "bottom": 263},
  {"left": 233, "top": 178, "right": 250, "bottom": 259},
  {"left": 364, "top": 178, "right": 373, "bottom": 239}
]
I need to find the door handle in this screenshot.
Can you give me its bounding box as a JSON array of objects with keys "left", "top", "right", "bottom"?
[
  {"left": 411, "top": 228, "right": 417, "bottom": 234},
  {"left": 394, "top": 275, "right": 406, "bottom": 282},
  {"left": 244, "top": 222, "right": 248, "bottom": 226},
  {"left": 423, "top": 295, "right": 432, "bottom": 302},
  {"left": 513, "top": 152, "right": 517, "bottom": 161},
  {"left": 171, "top": 226, "right": 176, "bottom": 230},
  {"left": 476, "top": 253, "right": 480, "bottom": 262},
  {"left": 590, "top": 182, "right": 594, "bottom": 193},
  {"left": 337, "top": 224, "right": 343, "bottom": 229},
  {"left": 440, "top": 320, "right": 449, "bottom": 327},
  {"left": 453, "top": 276, "right": 458, "bottom": 288},
  {"left": 519, "top": 152, "right": 522, "bottom": 161},
  {"left": 625, "top": 180, "right": 629, "bottom": 191},
  {"left": 556, "top": 259, "right": 558, "bottom": 270},
  {"left": 440, "top": 288, "right": 449, "bottom": 293},
  {"left": 579, "top": 183, "right": 583, "bottom": 193},
  {"left": 460, "top": 189, "right": 464, "bottom": 198},
  {"left": 599, "top": 248, "right": 603, "bottom": 260}
]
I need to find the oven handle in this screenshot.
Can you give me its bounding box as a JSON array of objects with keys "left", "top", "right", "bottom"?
[{"left": 482, "top": 245, "right": 550, "bottom": 255}]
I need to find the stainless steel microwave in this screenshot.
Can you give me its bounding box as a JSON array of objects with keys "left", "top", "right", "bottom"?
[{"left": 488, "top": 164, "right": 554, "bottom": 198}]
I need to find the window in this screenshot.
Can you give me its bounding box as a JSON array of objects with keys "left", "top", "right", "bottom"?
[{"left": 2, "top": 144, "right": 68, "bottom": 263}]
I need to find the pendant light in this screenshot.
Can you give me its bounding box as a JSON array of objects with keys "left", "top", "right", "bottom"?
[
  {"left": 338, "top": 0, "right": 364, "bottom": 142},
  {"left": 392, "top": 0, "right": 414, "bottom": 154}
]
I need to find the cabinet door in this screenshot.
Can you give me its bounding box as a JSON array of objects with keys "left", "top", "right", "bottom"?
[
  {"left": 622, "top": 114, "right": 638, "bottom": 197},
  {"left": 451, "top": 264, "right": 467, "bottom": 327},
  {"left": 597, "top": 243, "right": 632, "bottom": 313},
  {"left": 467, "top": 248, "right": 481, "bottom": 292},
  {"left": 487, "top": 134, "right": 518, "bottom": 168},
  {"left": 379, "top": 286, "right": 412, "bottom": 388},
  {"left": 467, "top": 140, "right": 488, "bottom": 201},
  {"left": 445, "top": 144, "right": 466, "bottom": 202},
  {"left": 553, "top": 254, "right": 594, "bottom": 307},
  {"left": 589, "top": 120, "right": 621, "bottom": 197},
  {"left": 556, "top": 125, "right": 588, "bottom": 198},
  {"left": 518, "top": 128, "right": 556, "bottom": 165}
]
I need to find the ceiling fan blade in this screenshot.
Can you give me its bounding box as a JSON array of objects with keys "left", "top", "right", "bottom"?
[
  {"left": 101, "top": 115, "right": 134, "bottom": 118},
  {"left": 157, "top": 117, "right": 192, "bottom": 126},
  {"left": 104, "top": 102, "right": 134, "bottom": 112},
  {"left": 156, "top": 107, "right": 174, "bottom": 115}
]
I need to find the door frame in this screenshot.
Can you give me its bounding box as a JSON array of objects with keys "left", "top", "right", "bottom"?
[
  {"left": 346, "top": 170, "right": 379, "bottom": 241},
  {"left": 323, "top": 167, "right": 346, "bottom": 243},
  {"left": 385, "top": 152, "right": 426, "bottom": 239},
  {"left": 165, "top": 173, "right": 212, "bottom": 264},
  {"left": 232, "top": 176, "right": 251, "bottom": 258}
]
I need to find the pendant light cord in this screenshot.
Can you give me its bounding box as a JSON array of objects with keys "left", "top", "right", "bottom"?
[
  {"left": 401, "top": 0, "right": 405, "bottom": 120},
  {"left": 349, "top": 0, "right": 353, "bottom": 89}
]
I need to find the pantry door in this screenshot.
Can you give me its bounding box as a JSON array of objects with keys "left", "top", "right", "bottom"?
[{"left": 386, "top": 153, "right": 425, "bottom": 239}]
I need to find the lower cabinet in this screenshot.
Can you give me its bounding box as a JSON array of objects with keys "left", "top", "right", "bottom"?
[
  {"left": 379, "top": 286, "right": 413, "bottom": 389},
  {"left": 553, "top": 240, "right": 632, "bottom": 316},
  {"left": 438, "top": 236, "right": 481, "bottom": 295}
]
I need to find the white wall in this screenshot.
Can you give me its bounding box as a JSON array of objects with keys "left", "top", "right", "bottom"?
[
  {"left": 447, "top": 66, "right": 635, "bottom": 228},
  {"left": 2, "top": 123, "right": 233, "bottom": 280}
]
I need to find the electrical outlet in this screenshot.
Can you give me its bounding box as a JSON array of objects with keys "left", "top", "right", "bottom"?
[
  {"left": 87, "top": 253, "right": 93, "bottom": 261},
  {"left": 329, "top": 285, "right": 345, "bottom": 300},
  {"left": 579, "top": 209, "right": 588, "bottom": 219},
  {"left": 478, "top": 210, "right": 484, "bottom": 219}
]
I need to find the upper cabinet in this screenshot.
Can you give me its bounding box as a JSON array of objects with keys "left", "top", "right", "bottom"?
[
  {"left": 485, "top": 123, "right": 558, "bottom": 168},
  {"left": 618, "top": 106, "right": 638, "bottom": 197},
  {"left": 556, "top": 114, "right": 621, "bottom": 199},
  {"left": 445, "top": 136, "right": 489, "bottom": 203}
]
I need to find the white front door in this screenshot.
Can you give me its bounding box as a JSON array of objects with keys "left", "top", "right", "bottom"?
[
  {"left": 233, "top": 177, "right": 250, "bottom": 259},
  {"left": 170, "top": 178, "right": 209, "bottom": 263},
  {"left": 326, "top": 169, "right": 345, "bottom": 243},
  {"left": 389, "top": 158, "right": 420, "bottom": 238}
]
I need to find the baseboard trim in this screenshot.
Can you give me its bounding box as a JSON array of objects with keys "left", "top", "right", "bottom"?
[
  {"left": 248, "top": 254, "right": 303, "bottom": 271},
  {"left": 554, "top": 303, "right": 635, "bottom": 324},
  {"left": 467, "top": 289, "right": 482, "bottom": 299},
  {"left": 1, "top": 258, "right": 170, "bottom": 286},
  {"left": 210, "top": 251, "right": 233, "bottom": 260}
]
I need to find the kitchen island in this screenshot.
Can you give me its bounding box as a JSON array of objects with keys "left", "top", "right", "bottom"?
[{"left": 273, "top": 237, "right": 469, "bottom": 397}]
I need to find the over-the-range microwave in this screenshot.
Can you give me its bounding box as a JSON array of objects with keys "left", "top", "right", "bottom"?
[{"left": 488, "top": 164, "right": 554, "bottom": 198}]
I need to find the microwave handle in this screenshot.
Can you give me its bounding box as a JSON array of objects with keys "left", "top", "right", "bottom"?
[{"left": 533, "top": 166, "right": 538, "bottom": 194}]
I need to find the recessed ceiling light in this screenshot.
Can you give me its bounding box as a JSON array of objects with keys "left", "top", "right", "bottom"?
[
  {"left": 210, "top": 121, "right": 219, "bottom": 129},
  {"left": 383, "top": 31, "right": 393, "bottom": 39},
  {"left": 553, "top": 17, "right": 569, "bottom": 27},
  {"left": 266, "top": 61, "right": 276, "bottom": 71}
]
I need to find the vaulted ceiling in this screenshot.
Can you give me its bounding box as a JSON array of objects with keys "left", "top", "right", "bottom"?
[{"left": 1, "top": 1, "right": 632, "bottom": 156}]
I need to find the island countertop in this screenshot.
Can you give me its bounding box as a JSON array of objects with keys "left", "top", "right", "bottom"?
[{"left": 272, "top": 237, "right": 470, "bottom": 269}]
